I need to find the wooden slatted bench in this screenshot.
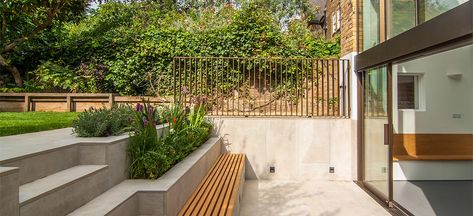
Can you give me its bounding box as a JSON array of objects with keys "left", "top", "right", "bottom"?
[
  {"left": 393, "top": 134, "right": 473, "bottom": 161},
  {"left": 178, "top": 153, "right": 245, "bottom": 216}
]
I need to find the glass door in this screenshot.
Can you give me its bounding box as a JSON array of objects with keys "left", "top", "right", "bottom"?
[{"left": 362, "top": 66, "right": 391, "bottom": 202}]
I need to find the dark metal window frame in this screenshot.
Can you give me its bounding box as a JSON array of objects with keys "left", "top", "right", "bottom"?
[
  {"left": 355, "top": 1, "right": 473, "bottom": 215},
  {"left": 356, "top": 1, "right": 472, "bottom": 71}
]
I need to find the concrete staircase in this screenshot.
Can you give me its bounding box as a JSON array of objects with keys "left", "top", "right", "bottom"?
[
  {"left": 0, "top": 126, "right": 221, "bottom": 216},
  {"left": 20, "top": 165, "right": 109, "bottom": 216},
  {"left": 0, "top": 128, "right": 130, "bottom": 216}
]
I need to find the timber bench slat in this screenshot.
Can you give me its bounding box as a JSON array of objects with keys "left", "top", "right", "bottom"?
[
  {"left": 179, "top": 153, "right": 245, "bottom": 216},
  {"left": 185, "top": 155, "right": 231, "bottom": 214}
]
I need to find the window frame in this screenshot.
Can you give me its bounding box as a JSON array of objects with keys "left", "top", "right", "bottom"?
[
  {"left": 397, "top": 73, "right": 424, "bottom": 111},
  {"left": 332, "top": 7, "right": 341, "bottom": 34}
]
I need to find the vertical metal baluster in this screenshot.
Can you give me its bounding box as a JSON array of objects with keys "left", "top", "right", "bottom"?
[
  {"left": 205, "top": 58, "right": 208, "bottom": 113},
  {"left": 184, "top": 58, "right": 188, "bottom": 108},
  {"left": 189, "top": 58, "right": 192, "bottom": 107},
  {"left": 336, "top": 59, "right": 340, "bottom": 117},
  {"left": 252, "top": 58, "right": 256, "bottom": 116},
  {"left": 300, "top": 59, "right": 303, "bottom": 116},
  {"left": 231, "top": 57, "right": 235, "bottom": 116},
  {"left": 269, "top": 59, "right": 272, "bottom": 116},
  {"left": 329, "top": 59, "right": 332, "bottom": 116},
  {"left": 276, "top": 58, "right": 283, "bottom": 116},
  {"left": 237, "top": 58, "right": 240, "bottom": 116},
  {"left": 316, "top": 59, "right": 319, "bottom": 116},
  {"left": 347, "top": 60, "right": 351, "bottom": 118},
  {"left": 305, "top": 59, "right": 309, "bottom": 117},
  {"left": 263, "top": 59, "right": 267, "bottom": 116},
  {"left": 258, "top": 58, "right": 262, "bottom": 116},
  {"left": 321, "top": 60, "right": 324, "bottom": 116},
  {"left": 295, "top": 59, "right": 300, "bottom": 116},
  {"left": 178, "top": 58, "right": 182, "bottom": 104},
  {"left": 285, "top": 60, "right": 288, "bottom": 116},
  {"left": 311, "top": 59, "right": 315, "bottom": 117},
  {"left": 210, "top": 58, "right": 213, "bottom": 115},
  {"left": 199, "top": 58, "right": 202, "bottom": 109},
  {"left": 341, "top": 60, "right": 345, "bottom": 117},
  {"left": 194, "top": 58, "right": 197, "bottom": 104},
  {"left": 243, "top": 59, "right": 246, "bottom": 116},
  {"left": 173, "top": 58, "right": 176, "bottom": 104},
  {"left": 331, "top": 59, "right": 335, "bottom": 116},
  {"left": 227, "top": 57, "right": 230, "bottom": 116},
  {"left": 290, "top": 59, "right": 293, "bottom": 116},
  {"left": 300, "top": 59, "right": 304, "bottom": 117},
  {"left": 221, "top": 58, "right": 224, "bottom": 116},
  {"left": 327, "top": 60, "right": 330, "bottom": 116}
]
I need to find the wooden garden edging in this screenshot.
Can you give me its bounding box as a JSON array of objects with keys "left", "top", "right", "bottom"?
[{"left": 0, "top": 93, "right": 172, "bottom": 112}]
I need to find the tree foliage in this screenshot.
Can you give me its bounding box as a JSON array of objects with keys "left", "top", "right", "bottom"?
[
  {"left": 0, "top": 1, "right": 340, "bottom": 95},
  {"left": 0, "top": 0, "right": 89, "bottom": 86}
]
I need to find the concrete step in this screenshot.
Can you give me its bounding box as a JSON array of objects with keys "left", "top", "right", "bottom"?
[
  {"left": 67, "top": 180, "right": 139, "bottom": 216},
  {"left": 20, "top": 165, "right": 109, "bottom": 216},
  {"left": 1, "top": 144, "right": 80, "bottom": 185}
]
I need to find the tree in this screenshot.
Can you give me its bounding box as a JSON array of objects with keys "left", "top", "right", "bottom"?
[{"left": 0, "top": 0, "right": 88, "bottom": 87}]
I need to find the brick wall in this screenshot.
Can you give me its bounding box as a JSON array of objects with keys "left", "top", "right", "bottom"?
[{"left": 325, "top": 0, "right": 358, "bottom": 56}]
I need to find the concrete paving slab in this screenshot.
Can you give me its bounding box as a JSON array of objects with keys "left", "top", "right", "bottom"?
[
  {"left": 241, "top": 180, "right": 391, "bottom": 216},
  {"left": 0, "top": 128, "right": 127, "bottom": 163},
  {"left": 0, "top": 124, "right": 168, "bottom": 163}
]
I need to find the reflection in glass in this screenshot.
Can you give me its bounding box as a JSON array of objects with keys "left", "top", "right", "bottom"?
[
  {"left": 387, "top": 0, "right": 416, "bottom": 38},
  {"left": 397, "top": 75, "right": 418, "bottom": 109},
  {"left": 362, "top": 0, "right": 380, "bottom": 51},
  {"left": 418, "top": 0, "right": 469, "bottom": 23},
  {"left": 363, "top": 66, "right": 389, "bottom": 197}
]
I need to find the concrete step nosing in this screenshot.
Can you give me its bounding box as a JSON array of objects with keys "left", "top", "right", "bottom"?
[
  {"left": 20, "top": 165, "right": 108, "bottom": 206},
  {"left": 105, "top": 191, "right": 139, "bottom": 215}
]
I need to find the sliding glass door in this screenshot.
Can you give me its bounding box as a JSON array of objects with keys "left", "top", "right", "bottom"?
[{"left": 362, "top": 66, "right": 391, "bottom": 201}]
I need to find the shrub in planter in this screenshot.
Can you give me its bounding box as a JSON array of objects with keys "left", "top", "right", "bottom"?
[
  {"left": 128, "top": 103, "right": 167, "bottom": 179},
  {"left": 72, "top": 105, "right": 132, "bottom": 137},
  {"left": 128, "top": 104, "right": 212, "bottom": 179}
]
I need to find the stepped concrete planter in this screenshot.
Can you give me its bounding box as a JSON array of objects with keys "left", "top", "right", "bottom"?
[{"left": 70, "top": 137, "right": 223, "bottom": 216}]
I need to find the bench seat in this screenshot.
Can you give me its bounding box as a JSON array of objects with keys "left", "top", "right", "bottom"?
[
  {"left": 178, "top": 153, "right": 245, "bottom": 216},
  {"left": 394, "top": 155, "right": 473, "bottom": 161}
]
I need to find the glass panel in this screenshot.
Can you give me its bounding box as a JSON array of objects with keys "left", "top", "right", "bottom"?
[
  {"left": 393, "top": 44, "right": 473, "bottom": 216},
  {"left": 387, "top": 0, "right": 416, "bottom": 38},
  {"left": 363, "top": 66, "right": 389, "bottom": 197},
  {"left": 362, "top": 0, "right": 380, "bottom": 51},
  {"left": 419, "top": 0, "right": 469, "bottom": 23}
]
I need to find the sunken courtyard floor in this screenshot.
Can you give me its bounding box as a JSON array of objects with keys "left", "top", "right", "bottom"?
[{"left": 241, "top": 180, "right": 391, "bottom": 216}]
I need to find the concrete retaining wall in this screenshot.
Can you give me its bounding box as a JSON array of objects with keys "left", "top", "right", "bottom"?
[{"left": 210, "top": 117, "right": 358, "bottom": 181}]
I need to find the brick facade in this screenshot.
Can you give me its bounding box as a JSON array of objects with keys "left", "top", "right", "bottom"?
[{"left": 324, "top": 0, "right": 358, "bottom": 57}]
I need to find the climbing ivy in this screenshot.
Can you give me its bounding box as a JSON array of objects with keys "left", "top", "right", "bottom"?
[{"left": 3, "top": 1, "right": 340, "bottom": 95}]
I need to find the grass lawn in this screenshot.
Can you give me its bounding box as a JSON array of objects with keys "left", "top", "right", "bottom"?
[{"left": 0, "top": 112, "right": 79, "bottom": 137}]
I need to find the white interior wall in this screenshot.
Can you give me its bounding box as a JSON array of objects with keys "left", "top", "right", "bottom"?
[
  {"left": 393, "top": 44, "right": 473, "bottom": 134},
  {"left": 392, "top": 44, "right": 473, "bottom": 181}
]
